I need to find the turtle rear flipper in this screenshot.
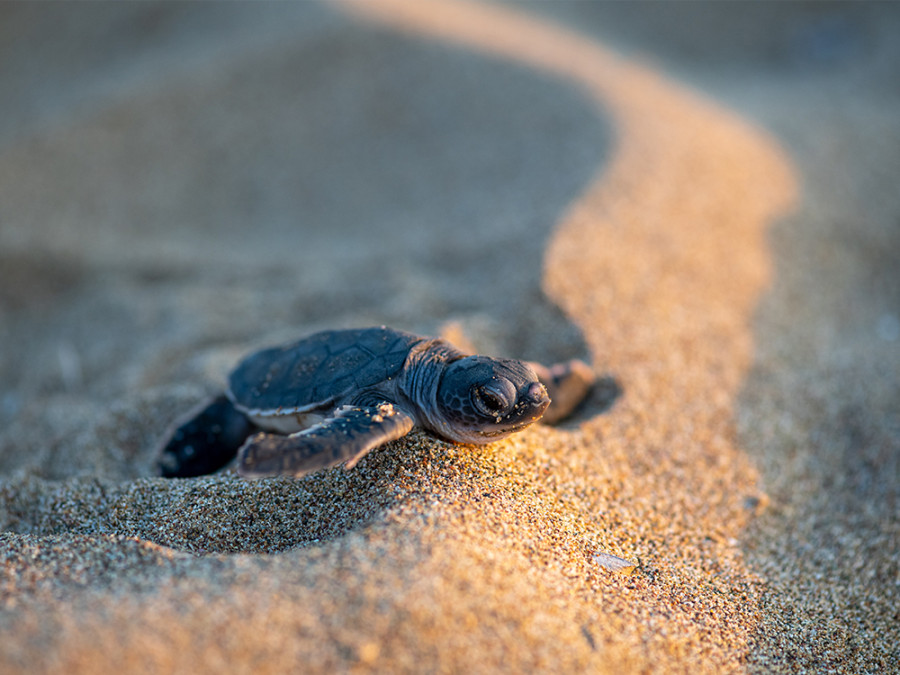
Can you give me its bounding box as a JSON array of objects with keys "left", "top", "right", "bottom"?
[
  {"left": 238, "top": 403, "right": 415, "bottom": 478},
  {"left": 158, "top": 395, "right": 255, "bottom": 478}
]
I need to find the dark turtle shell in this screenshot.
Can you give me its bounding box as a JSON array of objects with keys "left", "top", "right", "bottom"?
[{"left": 227, "top": 327, "right": 426, "bottom": 414}]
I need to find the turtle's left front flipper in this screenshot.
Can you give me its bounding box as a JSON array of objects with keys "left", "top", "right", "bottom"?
[
  {"left": 237, "top": 403, "right": 414, "bottom": 478},
  {"left": 529, "top": 359, "right": 597, "bottom": 425}
]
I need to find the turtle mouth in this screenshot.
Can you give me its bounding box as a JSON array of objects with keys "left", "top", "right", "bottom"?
[
  {"left": 479, "top": 419, "right": 537, "bottom": 438},
  {"left": 477, "top": 397, "right": 549, "bottom": 438}
]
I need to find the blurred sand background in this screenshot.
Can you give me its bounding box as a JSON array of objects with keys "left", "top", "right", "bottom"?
[{"left": 1, "top": 1, "right": 898, "bottom": 672}]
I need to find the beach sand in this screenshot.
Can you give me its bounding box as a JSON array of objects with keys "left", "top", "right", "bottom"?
[{"left": 1, "top": 1, "right": 897, "bottom": 672}]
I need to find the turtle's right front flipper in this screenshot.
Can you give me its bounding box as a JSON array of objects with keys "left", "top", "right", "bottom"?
[
  {"left": 238, "top": 403, "right": 414, "bottom": 479},
  {"left": 157, "top": 394, "right": 255, "bottom": 478}
]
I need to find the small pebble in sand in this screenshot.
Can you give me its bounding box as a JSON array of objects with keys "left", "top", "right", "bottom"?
[{"left": 593, "top": 551, "right": 637, "bottom": 574}]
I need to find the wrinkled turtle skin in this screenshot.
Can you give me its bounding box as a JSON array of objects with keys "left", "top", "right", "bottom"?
[{"left": 158, "top": 326, "right": 594, "bottom": 479}]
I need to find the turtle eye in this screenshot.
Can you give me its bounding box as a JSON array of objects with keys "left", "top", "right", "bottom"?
[{"left": 472, "top": 379, "right": 516, "bottom": 418}]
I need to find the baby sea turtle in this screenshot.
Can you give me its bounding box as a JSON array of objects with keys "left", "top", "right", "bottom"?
[{"left": 158, "top": 326, "right": 594, "bottom": 479}]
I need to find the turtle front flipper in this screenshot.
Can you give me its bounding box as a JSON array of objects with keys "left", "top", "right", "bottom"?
[
  {"left": 237, "top": 403, "right": 415, "bottom": 478},
  {"left": 157, "top": 395, "right": 255, "bottom": 478},
  {"left": 528, "top": 359, "right": 597, "bottom": 425}
]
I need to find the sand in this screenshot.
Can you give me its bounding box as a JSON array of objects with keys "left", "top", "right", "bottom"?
[{"left": 1, "top": 1, "right": 898, "bottom": 672}]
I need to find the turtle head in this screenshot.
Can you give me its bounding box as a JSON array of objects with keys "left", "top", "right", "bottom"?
[{"left": 432, "top": 356, "right": 550, "bottom": 444}]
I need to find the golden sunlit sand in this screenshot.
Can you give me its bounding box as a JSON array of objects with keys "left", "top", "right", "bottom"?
[{"left": 1, "top": 1, "right": 897, "bottom": 672}]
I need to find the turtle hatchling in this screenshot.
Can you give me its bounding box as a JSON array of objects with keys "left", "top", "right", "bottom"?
[{"left": 158, "top": 326, "right": 595, "bottom": 479}]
